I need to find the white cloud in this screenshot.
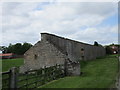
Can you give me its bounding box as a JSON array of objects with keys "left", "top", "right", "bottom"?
[
  {"left": 65, "top": 25, "right": 117, "bottom": 45},
  {"left": 1, "top": 2, "right": 118, "bottom": 46},
  {"left": 2, "top": 2, "right": 38, "bottom": 16},
  {"left": 1, "top": 0, "right": 119, "bottom": 2}
]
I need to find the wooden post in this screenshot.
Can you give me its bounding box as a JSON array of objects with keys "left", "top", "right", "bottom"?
[
  {"left": 9, "top": 67, "right": 18, "bottom": 88},
  {"left": 42, "top": 67, "right": 45, "bottom": 84}
]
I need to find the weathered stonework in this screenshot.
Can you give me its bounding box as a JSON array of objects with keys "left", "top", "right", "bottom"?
[
  {"left": 65, "top": 59, "right": 80, "bottom": 76},
  {"left": 20, "top": 33, "right": 106, "bottom": 76}
]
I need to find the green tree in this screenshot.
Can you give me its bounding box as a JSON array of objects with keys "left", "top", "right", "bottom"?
[
  {"left": 5, "top": 42, "right": 33, "bottom": 55},
  {"left": 94, "top": 41, "right": 99, "bottom": 46},
  {"left": 21, "top": 42, "right": 32, "bottom": 54},
  {"left": 105, "top": 46, "right": 113, "bottom": 54},
  {"left": 0, "top": 46, "right": 8, "bottom": 53},
  {"left": 7, "top": 43, "right": 14, "bottom": 53},
  {"left": 13, "top": 43, "right": 22, "bottom": 55}
]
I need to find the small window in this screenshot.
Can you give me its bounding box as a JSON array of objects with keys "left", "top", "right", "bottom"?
[
  {"left": 81, "top": 48, "right": 84, "bottom": 51},
  {"left": 34, "top": 54, "right": 38, "bottom": 59},
  {"left": 81, "top": 48, "right": 84, "bottom": 60}
]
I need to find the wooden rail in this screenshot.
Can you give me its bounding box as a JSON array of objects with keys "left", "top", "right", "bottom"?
[{"left": 2, "top": 64, "right": 65, "bottom": 88}]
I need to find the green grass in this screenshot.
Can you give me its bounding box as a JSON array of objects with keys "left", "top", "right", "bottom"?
[
  {"left": 40, "top": 55, "right": 118, "bottom": 88},
  {"left": 1, "top": 55, "right": 118, "bottom": 88},
  {"left": 1, "top": 58, "right": 24, "bottom": 88},
  {"left": 1, "top": 58, "right": 24, "bottom": 72}
]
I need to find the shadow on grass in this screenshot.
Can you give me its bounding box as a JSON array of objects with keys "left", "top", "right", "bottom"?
[{"left": 79, "top": 61, "right": 88, "bottom": 68}]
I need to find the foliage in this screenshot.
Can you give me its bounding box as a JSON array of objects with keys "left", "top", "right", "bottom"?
[
  {"left": 0, "top": 46, "right": 8, "bottom": 53},
  {"left": 94, "top": 41, "right": 99, "bottom": 46},
  {"left": 22, "top": 42, "right": 33, "bottom": 54},
  {"left": 1, "top": 42, "right": 33, "bottom": 55},
  {"left": 105, "top": 46, "right": 113, "bottom": 54},
  {"left": 105, "top": 43, "right": 120, "bottom": 55}
]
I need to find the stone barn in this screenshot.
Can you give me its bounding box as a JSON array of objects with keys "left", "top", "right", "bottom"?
[{"left": 20, "top": 33, "right": 106, "bottom": 76}]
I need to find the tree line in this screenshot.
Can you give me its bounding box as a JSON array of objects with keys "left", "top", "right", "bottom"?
[
  {"left": 0, "top": 43, "right": 33, "bottom": 55},
  {"left": 105, "top": 44, "right": 120, "bottom": 54},
  {"left": 0, "top": 42, "right": 119, "bottom": 55}
]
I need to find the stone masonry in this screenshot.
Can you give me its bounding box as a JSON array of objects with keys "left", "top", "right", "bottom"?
[{"left": 20, "top": 33, "right": 106, "bottom": 76}]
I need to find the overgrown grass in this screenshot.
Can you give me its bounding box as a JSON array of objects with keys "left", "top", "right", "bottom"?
[
  {"left": 40, "top": 55, "right": 118, "bottom": 88},
  {"left": 1, "top": 58, "right": 24, "bottom": 72}
]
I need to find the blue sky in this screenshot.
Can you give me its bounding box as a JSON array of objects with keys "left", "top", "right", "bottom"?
[
  {"left": 1, "top": 2, "right": 118, "bottom": 46},
  {"left": 98, "top": 14, "right": 117, "bottom": 26}
]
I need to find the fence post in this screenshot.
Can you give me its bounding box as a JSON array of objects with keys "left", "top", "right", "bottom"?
[
  {"left": 9, "top": 67, "right": 18, "bottom": 88},
  {"left": 41, "top": 67, "right": 45, "bottom": 84}
]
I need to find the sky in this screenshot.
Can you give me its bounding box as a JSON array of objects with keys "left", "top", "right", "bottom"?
[{"left": 1, "top": 1, "right": 118, "bottom": 46}]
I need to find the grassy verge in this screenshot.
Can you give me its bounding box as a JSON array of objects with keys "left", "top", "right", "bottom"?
[
  {"left": 40, "top": 55, "right": 118, "bottom": 88},
  {"left": 1, "top": 58, "right": 24, "bottom": 72}
]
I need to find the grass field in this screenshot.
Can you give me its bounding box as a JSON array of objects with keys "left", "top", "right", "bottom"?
[
  {"left": 1, "top": 58, "right": 24, "bottom": 72},
  {"left": 1, "top": 55, "right": 118, "bottom": 88},
  {"left": 40, "top": 55, "right": 118, "bottom": 88}
]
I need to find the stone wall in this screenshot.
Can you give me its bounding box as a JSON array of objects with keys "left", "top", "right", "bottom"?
[
  {"left": 20, "top": 40, "right": 66, "bottom": 73},
  {"left": 65, "top": 59, "right": 80, "bottom": 76},
  {"left": 41, "top": 33, "right": 106, "bottom": 62},
  {"left": 20, "top": 33, "right": 106, "bottom": 76}
]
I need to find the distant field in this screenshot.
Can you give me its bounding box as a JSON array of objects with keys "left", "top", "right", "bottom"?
[
  {"left": 1, "top": 58, "right": 24, "bottom": 72},
  {"left": 40, "top": 55, "right": 118, "bottom": 88}
]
